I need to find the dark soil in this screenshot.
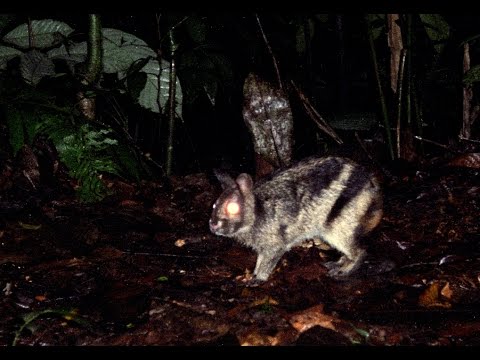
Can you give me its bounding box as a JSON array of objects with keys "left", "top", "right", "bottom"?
[{"left": 1, "top": 161, "right": 480, "bottom": 346}]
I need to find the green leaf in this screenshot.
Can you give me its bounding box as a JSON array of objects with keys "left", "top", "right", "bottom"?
[
  {"left": 329, "top": 112, "right": 377, "bottom": 131},
  {"left": 37, "top": 118, "right": 121, "bottom": 203},
  {"left": 126, "top": 71, "right": 147, "bottom": 100},
  {"left": 295, "top": 18, "right": 314, "bottom": 56},
  {"left": 0, "top": 45, "right": 22, "bottom": 70},
  {"left": 314, "top": 14, "right": 329, "bottom": 23},
  {"left": 366, "top": 14, "right": 386, "bottom": 41},
  {"left": 5, "top": 107, "right": 25, "bottom": 156},
  {"left": 47, "top": 43, "right": 87, "bottom": 69},
  {"left": 56, "top": 28, "right": 157, "bottom": 75},
  {"left": 19, "top": 50, "right": 55, "bottom": 86},
  {"left": 185, "top": 16, "right": 207, "bottom": 43},
  {"left": 18, "top": 222, "right": 42, "bottom": 230},
  {"left": 354, "top": 327, "right": 370, "bottom": 339},
  {"left": 463, "top": 64, "right": 480, "bottom": 86},
  {"left": 77, "top": 174, "right": 110, "bottom": 203},
  {"left": 178, "top": 49, "right": 232, "bottom": 106},
  {"left": 3, "top": 19, "right": 74, "bottom": 49},
  {"left": 115, "top": 145, "right": 142, "bottom": 181},
  {"left": 419, "top": 14, "right": 450, "bottom": 54},
  {"left": 14, "top": 308, "right": 87, "bottom": 346},
  {"left": 460, "top": 33, "right": 480, "bottom": 46},
  {"left": 102, "top": 28, "right": 156, "bottom": 74},
  {"left": 137, "top": 58, "right": 183, "bottom": 117}
]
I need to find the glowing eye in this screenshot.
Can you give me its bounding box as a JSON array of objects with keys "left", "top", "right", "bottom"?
[{"left": 226, "top": 202, "right": 240, "bottom": 216}]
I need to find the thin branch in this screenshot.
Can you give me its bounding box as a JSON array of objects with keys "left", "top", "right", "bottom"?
[
  {"left": 461, "top": 43, "right": 473, "bottom": 140},
  {"left": 458, "top": 136, "right": 480, "bottom": 144},
  {"left": 166, "top": 29, "right": 178, "bottom": 176},
  {"left": 413, "top": 135, "right": 460, "bottom": 154},
  {"left": 155, "top": 13, "right": 163, "bottom": 111},
  {"left": 366, "top": 15, "right": 394, "bottom": 160},
  {"left": 158, "top": 16, "right": 190, "bottom": 45},
  {"left": 255, "top": 14, "right": 283, "bottom": 91},
  {"left": 127, "top": 252, "right": 206, "bottom": 259},
  {"left": 291, "top": 81, "right": 343, "bottom": 144},
  {"left": 396, "top": 49, "right": 407, "bottom": 158},
  {"left": 27, "top": 17, "right": 34, "bottom": 48},
  {"left": 355, "top": 132, "right": 374, "bottom": 162}
]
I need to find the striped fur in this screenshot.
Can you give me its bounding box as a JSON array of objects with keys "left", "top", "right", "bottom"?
[{"left": 209, "top": 156, "right": 383, "bottom": 281}]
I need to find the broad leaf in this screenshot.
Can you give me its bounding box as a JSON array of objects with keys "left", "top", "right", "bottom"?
[
  {"left": 0, "top": 45, "right": 22, "bottom": 70},
  {"left": 137, "top": 58, "right": 183, "bottom": 117},
  {"left": 295, "top": 18, "right": 315, "bottom": 56},
  {"left": 185, "top": 16, "right": 207, "bottom": 43},
  {"left": 178, "top": 49, "right": 232, "bottom": 105},
  {"left": 20, "top": 50, "right": 55, "bottom": 86},
  {"left": 3, "top": 19, "right": 73, "bottom": 49},
  {"left": 366, "top": 14, "right": 386, "bottom": 41},
  {"left": 48, "top": 43, "right": 87, "bottom": 64},
  {"left": 5, "top": 107, "right": 25, "bottom": 156},
  {"left": 419, "top": 14, "right": 450, "bottom": 54},
  {"left": 102, "top": 28, "right": 156, "bottom": 74}
]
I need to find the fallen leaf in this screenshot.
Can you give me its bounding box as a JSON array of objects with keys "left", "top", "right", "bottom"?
[
  {"left": 18, "top": 222, "right": 42, "bottom": 230},
  {"left": 289, "top": 304, "right": 336, "bottom": 333},
  {"left": 119, "top": 200, "right": 141, "bottom": 207},
  {"left": 447, "top": 153, "right": 480, "bottom": 168},
  {"left": 238, "top": 330, "right": 277, "bottom": 346},
  {"left": 440, "top": 282, "right": 453, "bottom": 300},
  {"left": 175, "top": 239, "right": 186, "bottom": 247},
  {"left": 418, "top": 282, "right": 451, "bottom": 308},
  {"left": 237, "top": 327, "right": 297, "bottom": 346},
  {"left": 249, "top": 296, "right": 279, "bottom": 308}
]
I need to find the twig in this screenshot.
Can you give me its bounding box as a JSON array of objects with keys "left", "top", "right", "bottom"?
[
  {"left": 366, "top": 16, "right": 394, "bottom": 160},
  {"left": 396, "top": 49, "right": 407, "bottom": 158},
  {"left": 399, "top": 261, "right": 438, "bottom": 269},
  {"left": 22, "top": 171, "right": 37, "bottom": 190},
  {"left": 255, "top": 14, "right": 283, "bottom": 91},
  {"left": 354, "top": 132, "right": 374, "bottom": 162},
  {"left": 458, "top": 136, "right": 480, "bottom": 144},
  {"left": 461, "top": 43, "right": 473, "bottom": 140},
  {"left": 27, "top": 17, "right": 34, "bottom": 48},
  {"left": 158, "top": 16, "right": 189, "bottom": 45},
  {"left": 166, "top": 30, "right": 178, "bottom": 176},
  {"left": 126, "top": 251, "right": 206, "bottom": 259},
  {"left": 291, "top": 81, "right": 343, "bottom": 144},
  {"left": 413, "top": 135, "right": 460, "bottom": 154}
]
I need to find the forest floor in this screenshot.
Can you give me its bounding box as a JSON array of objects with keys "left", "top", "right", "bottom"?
[{"left": 1, "top": 156, "right": 480, "bottom": 347}]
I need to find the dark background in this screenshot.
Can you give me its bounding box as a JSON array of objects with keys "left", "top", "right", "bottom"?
[{"left": 2, "top": 14, "right": 480, "bottom": 177}]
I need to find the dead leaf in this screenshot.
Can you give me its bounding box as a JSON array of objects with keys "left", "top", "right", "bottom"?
[
  {"left": 35, "top": 295, "right": 47, "bottom": 301},
  {"left": 418, "top": 282, "right": 451, "bottom": 308},
  {"left": 175, "top": 239, "right": 186, "bottom": 247},
  {"left": 288, "top": 304, "right": 365, "bottom": 344},
  {"left": 289, "top": 304, "right": 336, "bottom": 333},
  {"left": 440, "top": 282, "right": 453, "bottom": 300},
  {"left": 249, "top": 296, "right": 279, "bottom": 308},
  {"left": 447, "top": 153, "right": 480, "bottom": 168},
  {"left": 18, "top": 222, "right": 42, "bottom": 230},
  {"left": 119, "top": 200, "right": 141, "bottom": 207},
  {"left": 238, "top": 331, "right": 278, "bottom": 346},
  {"left": 237, "top": 327, "right": 297, "bottom": 346},
  {"left": 0, "top": 254, "right": 32, "bottom": 265},
  {"left": 227, "top": 295, "right": 278, "bottom": 318}
]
